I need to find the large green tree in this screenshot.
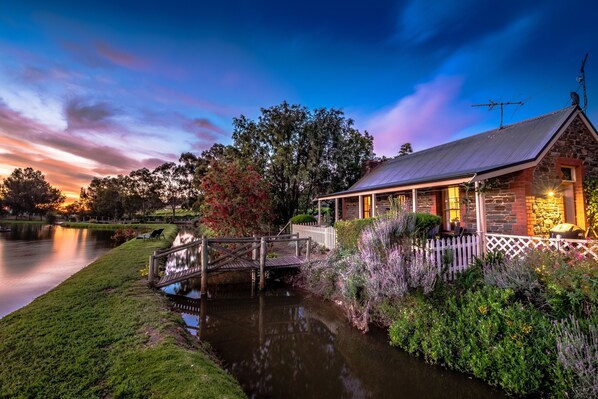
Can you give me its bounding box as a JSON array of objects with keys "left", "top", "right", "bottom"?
[
  {"left": 0, "top": 167, "right": 65, "bottom": 219},
  {"left": 232, "top": 102, "right": 373, "bottom": 223}
]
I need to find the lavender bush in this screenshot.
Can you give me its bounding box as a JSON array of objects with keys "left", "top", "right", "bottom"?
[
  {"left": 554, "top": 316, "right": 598, "bottom": 398},
  {"left": 336, "top": 211, "right": 437, "bottom": 331}
]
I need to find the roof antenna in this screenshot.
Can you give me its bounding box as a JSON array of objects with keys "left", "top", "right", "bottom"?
[
  {"left": 472, "top": 100, "right": 524, "bottom": 129},
  {"left": 577, "top": 53, "right": 589, "bottom": 112}
]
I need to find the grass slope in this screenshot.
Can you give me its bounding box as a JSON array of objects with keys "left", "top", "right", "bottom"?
[{"left": 0, "top": 225, "right": 245, "bottom": 399}]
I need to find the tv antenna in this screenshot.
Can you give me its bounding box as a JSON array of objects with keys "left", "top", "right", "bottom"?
[
  {"left": 577, "top": 53, "right": 588, "bottom": 112},
  {"left": 472, "top": 100, "right": 524, "bottom": 128}
]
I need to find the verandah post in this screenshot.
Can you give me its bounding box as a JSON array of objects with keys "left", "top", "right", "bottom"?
[
  {"left": 200, "top": 236, "right": 208, "bottom": 297},
  {"left": 259, "top": 236, "right": 267, "bottom": 290}
]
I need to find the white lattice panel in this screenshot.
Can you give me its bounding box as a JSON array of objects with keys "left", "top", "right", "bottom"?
[{"left": 485, "top": 234, "right": 598, "bottom": 260}]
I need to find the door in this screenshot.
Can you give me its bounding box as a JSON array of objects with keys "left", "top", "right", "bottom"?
[{"left": 563, "top": 184, "right": 576, "bottom": 225}]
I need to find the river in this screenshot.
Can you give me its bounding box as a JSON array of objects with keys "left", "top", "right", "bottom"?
[
  {"left": 163, "top": 231, "right": 507, "bottom": 399},
  {"left": 0, "top": 223, "right": 114, "bottom": 319}
]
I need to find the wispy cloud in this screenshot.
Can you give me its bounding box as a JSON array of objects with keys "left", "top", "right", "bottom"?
[
  {"left": 64, "top": 98, "right": 120, "bottom": 131},
  {"left": 366, "top": 75, "right": 481, "bottom": 156}
]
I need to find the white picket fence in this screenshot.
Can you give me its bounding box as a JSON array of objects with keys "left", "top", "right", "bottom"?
[
  {"left": 486, "top": 233, "right": 598, "bottom": 260},
  {"left": 414, "top": 234, "right": 481, "bottom": 280},
  {"left": 291, "top": 223, "right": 337, "bottom": 250}
]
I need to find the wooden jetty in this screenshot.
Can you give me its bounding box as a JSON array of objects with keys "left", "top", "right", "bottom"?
[{"left": 149, "top": 234, "right": 312, "bottom": 295}]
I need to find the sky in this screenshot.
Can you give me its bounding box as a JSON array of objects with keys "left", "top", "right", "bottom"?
[{"left": 1, "top": 0, "right": 597, "bottom": 201}]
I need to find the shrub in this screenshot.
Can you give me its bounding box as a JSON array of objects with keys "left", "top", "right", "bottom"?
[
  {"left": 389, "top": 286, "right": 557, "bottom": 396},
  {"left": 290, "top": 214, "right": 317, "bottom": 224},
  {"left": 554, "top": 316, "right": 598, "bottom": 399},
  {"left": 111, "top": 228, "right": 138, "bottom": 245},
  {"left": 335, "top": 218, "right": 375, "bottom": 251},
  {"left": 413, "top": 212, "right": 441, "bottom": 239},
  {"left": 532, "top": 249, "right": 598, "bottom": 318},
  {"left": 483, "top": 255, "right": 542, "bottom": 304}
]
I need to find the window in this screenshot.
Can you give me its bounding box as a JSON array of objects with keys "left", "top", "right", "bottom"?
[
  {"left": 446, "top": 186, "right": 461, "bottom": 226},
  {"left": 363, "top": 195, "right": 372, "bottom": 218},
  {"left": 561, "top": 166, "right": 575, "bottom": 182}
]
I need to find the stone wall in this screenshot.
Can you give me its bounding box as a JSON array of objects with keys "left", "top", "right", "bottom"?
[
  {"left": 531, "top": 115, "right": 598, "bottom": 234},
  {"left": 484, "top": 170, "right": 530, "bottom": 235},
  {"left": 342, "top": 197, "right": 359, "bottom": 220}
]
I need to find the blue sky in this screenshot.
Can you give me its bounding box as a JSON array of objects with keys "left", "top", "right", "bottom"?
[{"left": 1, "top": 0, "right": 597, "bottom": 199}]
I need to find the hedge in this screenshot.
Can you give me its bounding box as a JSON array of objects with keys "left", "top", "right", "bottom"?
[{"left": 290, "top": 214, "right": 317, "bottom": 224}]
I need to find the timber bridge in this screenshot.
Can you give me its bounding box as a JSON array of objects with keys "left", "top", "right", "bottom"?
[{"left": 148, "top": 234, "right": 313, "bottom": 295}]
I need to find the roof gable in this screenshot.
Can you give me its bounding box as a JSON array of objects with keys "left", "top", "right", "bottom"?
[{"left": 340, "top": 106, "right": 579, "bottom": 196}]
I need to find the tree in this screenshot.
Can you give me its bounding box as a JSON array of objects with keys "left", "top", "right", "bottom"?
[
  {"left": 232, "top": 102, "right": 373, "bottom": 223},
  {"left": 0, "top": 167, "right": 65, "bottom": 219},
  {"left": 397, "top": 143, "right": 413, "bottom": 157},
  {"left": 153, "top": 162, "right": 186, "bottom": 220},
  {"left": 80, "top": 177, "right": 124, "bottom": 220},
  {"left": 201, "top": 160, "right": 272, "bottom": 236},
  {"left": 128, "top": 168, "right": 162, "bottom": 217}
]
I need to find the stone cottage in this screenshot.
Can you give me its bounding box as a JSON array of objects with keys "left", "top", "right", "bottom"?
[{"left": 318, "top": 106, "right": 598, "bottom": 237}]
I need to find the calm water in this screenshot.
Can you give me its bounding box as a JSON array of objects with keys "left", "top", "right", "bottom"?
[
  {"left": 168, "top": 283, "right": 508, "bottom": 399},
  {"left": 0, "top": 224, "right": 114, "bottom": 318}
]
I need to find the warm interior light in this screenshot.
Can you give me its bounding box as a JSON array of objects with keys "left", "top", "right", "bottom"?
[{"left": 548, "top": 191, "right": 555, "bottom": 197}]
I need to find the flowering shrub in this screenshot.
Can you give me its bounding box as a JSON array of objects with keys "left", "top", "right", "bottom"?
[
  {"left": 200, "top": 161, "right": 272, "bottom": 237},
  {"left": 554, "top": 316, "right": 598, "bottom": 398},
  {"left": 482, "top": 255, "right": 542, "bottom": 304}
]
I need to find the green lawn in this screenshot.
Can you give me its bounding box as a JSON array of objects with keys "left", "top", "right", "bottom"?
[{"left": 0, "top": 224, "right": 245, "bottom": 399}]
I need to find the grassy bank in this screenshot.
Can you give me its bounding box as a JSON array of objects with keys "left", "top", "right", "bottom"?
[
  {"left": 0, "top": 219, "right": 45, "bottom": 225},
  {"left": 63, "top": 222, "right": 159, "bottom": 230},
  {"left": 0, "top": 224, "right": 245, "bottom": 399}
]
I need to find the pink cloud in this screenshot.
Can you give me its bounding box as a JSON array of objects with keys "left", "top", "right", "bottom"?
[
  {"left": 0, "top": 101, "right": 168, "bottom": 198},
  {"left": 366, "top": 75, "right": 481, "bottom": 156},
  {"left": 95, "top": 41, "right": 148, "bottom": 71}
]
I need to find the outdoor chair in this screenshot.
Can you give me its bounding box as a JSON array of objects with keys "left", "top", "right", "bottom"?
[{"left": 136, "top": 228, "right": 165, "bottom": 240}]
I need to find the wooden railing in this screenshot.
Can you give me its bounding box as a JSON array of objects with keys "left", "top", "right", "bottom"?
[{"left": 149, "top": 234, "right": 312, "bottom": 295}]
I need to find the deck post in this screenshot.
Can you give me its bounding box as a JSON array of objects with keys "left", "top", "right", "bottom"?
[
  {"left": 252, "top": 234, "right": 258, "bottom": 260},
  {"left": 306, "top": 237, "right": 311, "bottom": 264},
  {"left": 335, "top": 198, "right": 339, "bottom": 222},
  {"left": 259, "top": 236, "right": 267, "bottom": 290},
  {"left": 200, "top": 236, "right": 209, "bottom": 297},
  {"left": 148, "top": 254, "right": 155, "bottom": 281},
  {"left": 295, "top": 234, "right": 300, "bottom": 257}
]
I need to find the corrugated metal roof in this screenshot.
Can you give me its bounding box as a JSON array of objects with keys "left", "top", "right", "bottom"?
[{"left": 326, "top": 106, "right": 577, "bottom": 197}]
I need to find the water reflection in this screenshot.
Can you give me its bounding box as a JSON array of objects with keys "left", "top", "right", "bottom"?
[
  {"left": 0, "top": 224, "right": 114, "bottom": 318},
  {"left": 170, "top": 285, "right": 507, "bottom": 399}
]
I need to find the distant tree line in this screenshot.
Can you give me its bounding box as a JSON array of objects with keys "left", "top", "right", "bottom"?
[{"left": 71, "top": 102, "right": 375, "bottom": 230}]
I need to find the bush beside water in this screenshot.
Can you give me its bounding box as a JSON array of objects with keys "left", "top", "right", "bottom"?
[{"left": 299, "top": 209, "right": 598, "bottom": 397}]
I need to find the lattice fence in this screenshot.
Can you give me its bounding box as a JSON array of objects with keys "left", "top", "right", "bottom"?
[{"left": 486, "top": 233, "right": 598, "bottom": 260}]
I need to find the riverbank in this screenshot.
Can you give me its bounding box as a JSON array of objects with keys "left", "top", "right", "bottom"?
[
  {"left": 63, "top": 222, "right": 158, "bottom": 230},
  {"left": 0, "top": 224, "right": 246, "bottom": 398}
]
